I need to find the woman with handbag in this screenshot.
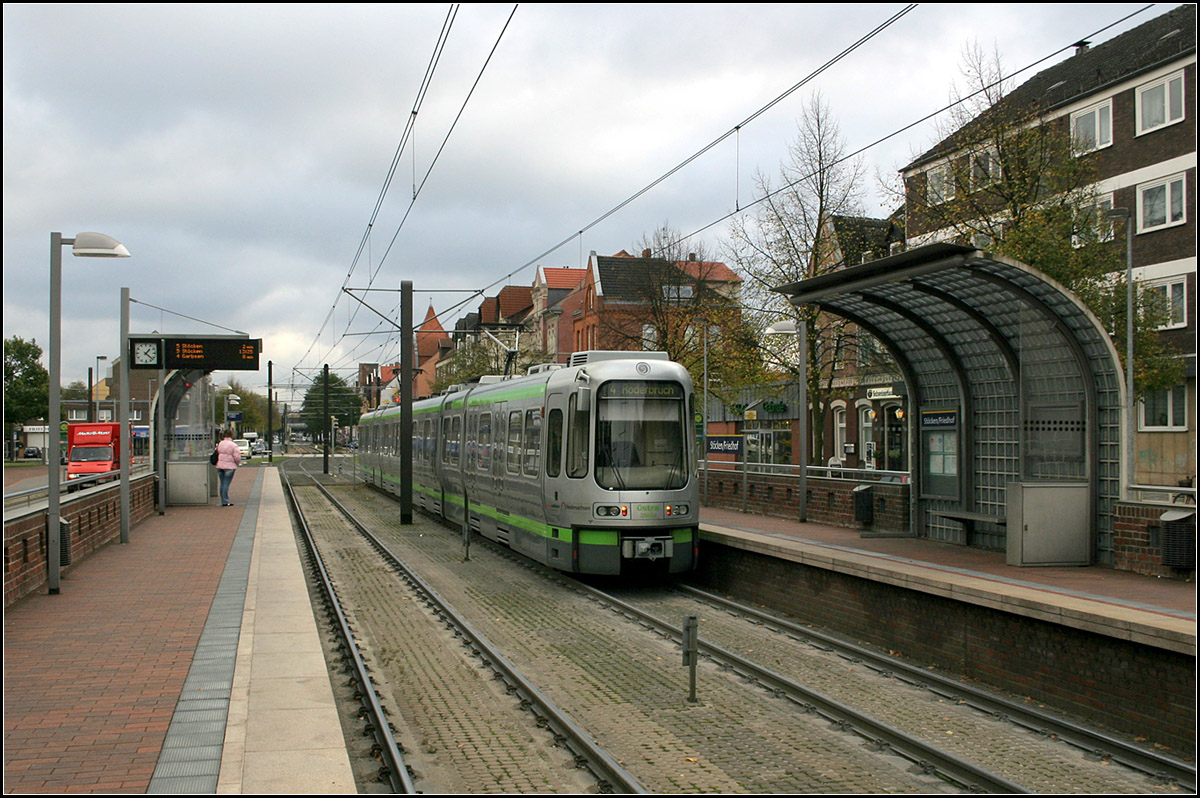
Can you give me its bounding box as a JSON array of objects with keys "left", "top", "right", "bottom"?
[{"left": 214, "top": 429, "right": 241, "bottom": 506}]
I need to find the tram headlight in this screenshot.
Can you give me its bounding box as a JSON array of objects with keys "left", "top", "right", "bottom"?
[
  {"left": 595, "top": 505, "right": 627, "bottom": 517},
  {"left": 666, "top": 503, "right": 689, "bottom": 516}
]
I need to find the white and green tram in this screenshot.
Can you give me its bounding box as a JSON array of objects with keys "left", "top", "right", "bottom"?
[{"left": 358, "top": 351, "right": 699, "bottom": 576}]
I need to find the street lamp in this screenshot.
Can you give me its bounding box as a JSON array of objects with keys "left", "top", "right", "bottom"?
[
  {"left": 223, "top": 394, "right": 241, "bottom": 434},
  {"left": 1106, "top": 206, "right": 1136, "bottom": 494},
  {"left": 765, "top": 318, "right": 808, "bottom": 522},
  {"left": 94, "top": 355, "right": 108, "bottom": 422},
  {"left": 48, "top": 232, "right": 130, "bottom": 594}
]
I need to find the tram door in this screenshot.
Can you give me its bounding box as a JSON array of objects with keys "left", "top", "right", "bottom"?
[{"left": 542, "top": 392, "right": 568, "bottom": 528}]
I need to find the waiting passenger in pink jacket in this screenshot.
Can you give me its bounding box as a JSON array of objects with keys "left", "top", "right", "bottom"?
[{"left": 215, "top": 429, "right": 241, "bottom": 506}]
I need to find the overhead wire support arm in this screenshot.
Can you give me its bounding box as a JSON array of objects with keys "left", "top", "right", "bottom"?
[{"left": 341, "top": 287, "right": 407, "bottom": 334}]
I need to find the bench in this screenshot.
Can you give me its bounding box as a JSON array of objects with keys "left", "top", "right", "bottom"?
[{"left": 931, "top": 510, "right": 1006, "bottom": 545}]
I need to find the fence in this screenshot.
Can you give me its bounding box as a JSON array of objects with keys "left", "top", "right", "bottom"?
[{"left": 700, "top": 460, "right": 911, "bottom": 535}]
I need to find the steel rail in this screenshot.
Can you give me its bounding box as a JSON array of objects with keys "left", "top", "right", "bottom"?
[
  {"left": 308, "top": 477, "right": 648, "bottom": 795},
  {"left": 569, "top": 579, "right": 1031, "bottom": 794},
  {"left": 281, "top": 468, "right": 416, "bottom": 793},
  {"left": 677, "top": 583, "right": 1197, "bottom": 791}
]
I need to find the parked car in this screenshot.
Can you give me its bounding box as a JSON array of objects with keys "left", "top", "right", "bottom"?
[{"left": 22, "top": 446, "right": 42, "bottom": 459}]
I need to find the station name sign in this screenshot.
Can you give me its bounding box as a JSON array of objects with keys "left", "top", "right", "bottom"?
[{"left": 129, "top": 336, "right": 262, "bottom": 370}]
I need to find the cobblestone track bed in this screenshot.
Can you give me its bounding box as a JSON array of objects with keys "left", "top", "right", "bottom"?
[
  {"left": 338, "top": 485, "right": 958, "bottom": 794},
  {"left": 293, "top": 485, "right": 596, "bottom": 794},
  {"left": 599, "top": 587, "right": 1175, "bottom": 794}
]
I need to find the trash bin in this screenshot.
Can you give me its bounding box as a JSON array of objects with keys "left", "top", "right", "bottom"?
[
  {"left": 853, "top": 484, "right": 874, "bottom": 524},
  {"left": 1160, "top": 509, "right": 1196, "bottom": 569}
]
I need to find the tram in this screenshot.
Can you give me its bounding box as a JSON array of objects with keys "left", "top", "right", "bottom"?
[{"left": 358, "top": 351, "right": 699, "bottom": 575}]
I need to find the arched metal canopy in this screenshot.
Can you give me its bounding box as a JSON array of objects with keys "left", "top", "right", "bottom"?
[{"left": 774, "top": 242, "right": 1124, "bottom": 563}]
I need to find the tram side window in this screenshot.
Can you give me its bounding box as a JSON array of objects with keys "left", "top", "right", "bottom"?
[
  {"left": 411, "top": 422, "right": 418, "bottom": 460},
  {"left": 523, "top": 409, "right": 541, "bottom": 476},
  {"left": 441, "top": 417, "right": 451, "bottom": 464},
  {"left": 450, "top": 415, "right": 461, "bottom": 466},
  {"left": 425, "top": 419, "right": 433, "bottom": 463},
  {"left": 566, "top": 394, "right": 589, "bottom": 478},
  {"left": 478, "top": 412, "right": 492, "bottom": 471},
  {"left": 546, "top": 409, "right": 563, "bottom": 478},
  {"left": 507, "top": 411, "right": 522, "bottom": 474}
]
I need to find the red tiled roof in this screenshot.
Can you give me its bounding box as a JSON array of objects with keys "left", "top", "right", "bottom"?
[
  {"left": 479, "top": 296, "right": 500, "bottom": 325},
  {"left": 416, "top": 305, "right": 451, "bottom": 359},
  {"left": 676, "top": 260, "right": 741, "bottom": 283},
  {"left": 541, "top": 267, "right": 586, "bottom": 290},
  {"left": 497, "top": 285, "right": 532, "bottom": 321}
]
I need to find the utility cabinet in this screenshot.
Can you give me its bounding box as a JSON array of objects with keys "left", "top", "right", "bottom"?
[
  {"left": 167, "top": 461, "right": 213, "bottom": 506},
  {"left": 1005, "top": 482, "right": 1090, "bottom": 566}
]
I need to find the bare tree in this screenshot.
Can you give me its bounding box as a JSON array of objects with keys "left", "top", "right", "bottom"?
[{"left": 724, "top": 93, "right": 871, "bottom": 462}]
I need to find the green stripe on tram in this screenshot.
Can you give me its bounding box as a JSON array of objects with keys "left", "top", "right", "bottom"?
[{"left": 365, "top": 463, "right": 692, "bottom": 550}]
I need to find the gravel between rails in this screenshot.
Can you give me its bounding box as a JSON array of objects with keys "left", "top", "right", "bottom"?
[
  {"left": 600, "top": 586, "right": 1175, "bottom": 794},
  {"left": 337, "top": 484, "right": 960, "bottom": 794},
  {"left": 296, "top": 485, "right": 596, "bottom": 794}
]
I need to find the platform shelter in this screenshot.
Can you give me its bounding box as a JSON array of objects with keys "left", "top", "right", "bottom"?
[{"left": 775, "top": 242, "right": 1124, "bottom": 565}]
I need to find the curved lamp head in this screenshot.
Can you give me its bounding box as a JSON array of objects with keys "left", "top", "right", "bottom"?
[
  {"left": 764, "top": 319, "right": 799, "bottom": 336},
  {"left": 72, "top": 232, "right": 130, "bottom": 258}
]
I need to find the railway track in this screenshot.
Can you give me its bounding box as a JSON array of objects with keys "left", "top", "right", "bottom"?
[
  {"left": 284, "top": 462, "right": 1187, "bottom": 793},
  {"left": 670, "top": 584, "right": 1196, "bottom": 791},
  {"left": 284, "top": 462, "right": 641, "bottom": 793},
  {"left": 587, "top": 582, "right": 1195, "bottom": 794}
]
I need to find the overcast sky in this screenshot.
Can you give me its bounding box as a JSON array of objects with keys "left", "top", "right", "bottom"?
[{"left": 2, "top": 3, "right": 1166, "bottom": 405}]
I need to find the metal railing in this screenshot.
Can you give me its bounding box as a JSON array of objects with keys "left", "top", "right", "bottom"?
[
  {"left": 4, "top": 464, "right": 154, "bottom": 510},
  {"left": 700, "top": 459, "right": 909, "bottom": 483}
]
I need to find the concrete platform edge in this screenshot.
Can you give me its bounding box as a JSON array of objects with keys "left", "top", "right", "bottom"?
[{"left": 699, "top": 522, "right": 1197, "bottom": 656}]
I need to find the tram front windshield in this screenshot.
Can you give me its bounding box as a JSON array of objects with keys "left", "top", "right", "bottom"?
[{"left": 595, "top": 381, "right": 687, "bottom": 490}]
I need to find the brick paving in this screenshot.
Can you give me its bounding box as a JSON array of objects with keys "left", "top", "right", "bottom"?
[{"left": 3, "top": 474, "right": 252, "bottom": 794}]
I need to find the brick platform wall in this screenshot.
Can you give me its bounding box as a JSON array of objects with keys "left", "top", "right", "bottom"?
[
  {"left": 1113, "top": 501, "right": 1197, "bottom": 578},
  {"left": 694, "top": 539, "right": 1195, "bottom": 753},
  {"left": 4, "top": 476, "right": 158, "bottom": 608},
  {"left": 703, "top": 470, "right": 910, "bottom": 535}
]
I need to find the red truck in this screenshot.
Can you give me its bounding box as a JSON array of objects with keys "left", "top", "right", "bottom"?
[{"left": 66, "top": 423, "right": 130, "bottom": 490}]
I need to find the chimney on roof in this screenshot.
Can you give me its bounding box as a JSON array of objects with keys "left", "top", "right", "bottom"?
[
  {"left": 642, "top": 249, "right": 651, "bottom": 258},
  {"left": 1072, "top": 39, "right": 1090, "bottom": 55},
  {"left": 688, "top": 253, "right": 697, "bottom": 261}
]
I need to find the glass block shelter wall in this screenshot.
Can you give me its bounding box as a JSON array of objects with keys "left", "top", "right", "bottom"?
[{"left": 775, "top": 243, "right": 1123, "bottom": 563}]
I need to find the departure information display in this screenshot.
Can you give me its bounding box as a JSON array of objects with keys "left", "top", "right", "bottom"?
[{"left": 129, "top": 337, "right": 261, "bottom": 370}]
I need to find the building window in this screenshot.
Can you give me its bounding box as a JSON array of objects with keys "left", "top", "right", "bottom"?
[
  {"left": 1140, "top": 385, "right": 1187, "bottom": 430},
  {"left": 1071, "top": 100, "right": 1112, "bottom": 153},
  {"left": 1138, "top": 173, "right": 1186, "bottom": 233},
  {"left": 971, "top": 147, "right": 1001, "bottom": 189},
  {"left": 642, "top": 324, "right": 657, "bottom": 350},
  {"left": 833, "top": 407, "right": 847, "bottom": 462},
  {"left": 1073, "top": 194, "right": 1114, "bottom": 247},
  {"left": 926, "top": 164, "right": 955, "bottom": 204},
  {"left": 1136, "top": 70, "right": 1185, "bottom": 135},
  {"left": 1144, "top": 278, "right": 1188, "bottom": 330},
  {"left": 67, "top": 408, "right": 88, "bottom": 421}
]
